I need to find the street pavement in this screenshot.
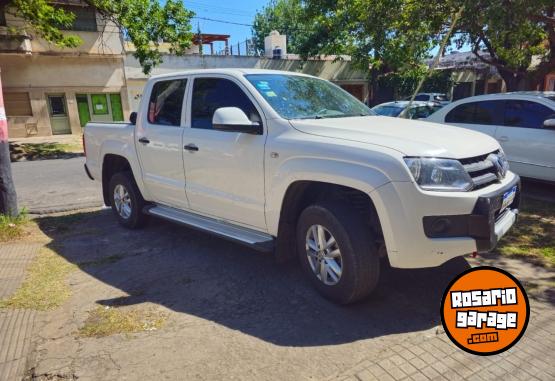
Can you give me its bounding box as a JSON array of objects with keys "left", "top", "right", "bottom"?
[
  {"left": 0, "top": 243, "right": 41, "bottom": 381},
  {"left": 22, "top": 210, "right": 555, "bottom": 380},
  {"left": 12, "top": 157, "right": 103, "bottom": 214}
]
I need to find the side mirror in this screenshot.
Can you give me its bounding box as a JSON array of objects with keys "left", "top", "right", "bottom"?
[
  {"left": 544, "top": 118, "right": 555, "bottom": 129},
  {"left": 212, "top": 107, "right": 262, "bottom": 135},
  {"left": 129, "top": 112, "right": 137, "bottom": 125}
]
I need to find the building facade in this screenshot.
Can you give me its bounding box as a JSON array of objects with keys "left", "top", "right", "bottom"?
[
  {"left": 0, "top": 1, "right": 129, "bottom": 138},
  {"left": 125, "top": 32, "right": 370, "bottom": 113}
]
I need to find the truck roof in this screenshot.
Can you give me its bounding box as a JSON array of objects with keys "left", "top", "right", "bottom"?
[{"left": 149, "top": 68, "right": 315, "bottom": 80}]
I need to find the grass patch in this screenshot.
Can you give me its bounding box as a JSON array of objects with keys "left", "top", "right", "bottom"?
[
  {"left": 0, "top": 210, "right": 29, "bottom": 242},
  {"left": 0, "top": 248, "right": 76, "bottom": 310},
  {"left": 78, "top": 306, "right": 167, "bottom": 338},
  {"left": 497, "top": 198, "right": 555, "bottom": 266},
  {"left": 10, "top": 141, "right": 83, "bottom": 161}
]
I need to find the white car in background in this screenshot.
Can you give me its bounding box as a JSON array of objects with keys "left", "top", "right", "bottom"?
[
  {"left": 411, "top": 93, "right": 451, "bottom": 106},
  {"left": 371, "top": 101, "right": 442, "bottom": 119},
  {"left": 427, "top": 92, "right": 555, "bottom": 182}
]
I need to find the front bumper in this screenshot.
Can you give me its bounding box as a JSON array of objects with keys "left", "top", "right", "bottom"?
[
  {"left": 369, "top": 172, "right": 520, "bottom": 269},
  {"left": 423, "top": 175, "right": 521, "bottom": 252}
]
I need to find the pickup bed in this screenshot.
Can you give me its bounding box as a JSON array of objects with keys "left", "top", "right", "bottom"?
[{"left": 84, "top": 69, "right": 520, "bottom": 304}]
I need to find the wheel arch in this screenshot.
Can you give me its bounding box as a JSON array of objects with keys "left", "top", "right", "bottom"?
[
  {"left": 102, "top": 154, "right": 134, "bottom": 206},
  {"left": 274, "top": 180, "right": 386, "bottom": 263}
]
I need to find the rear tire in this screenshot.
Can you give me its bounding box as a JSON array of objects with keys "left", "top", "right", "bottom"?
[
  {"left": 108, "top": 172, "right": 148, "bottom": 229},
  {"left": 296, "top": 200, "right": 380, "bottom": 304}
]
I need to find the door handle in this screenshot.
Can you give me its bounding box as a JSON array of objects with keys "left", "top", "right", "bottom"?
[
  {"left": 138, "top": 137, "right": 150, "bottom": 144},
  {"left": 184, "top": 143, "right": 199, "bottom": 152},
  {"left": 498, "top": 136, "right": 509, "bottom": 142}
]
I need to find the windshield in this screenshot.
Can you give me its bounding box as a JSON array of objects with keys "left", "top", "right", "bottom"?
[
  {"left": 371, "top": 105, "right": 403, "bottom": 117},
  {"left": 245, "top": 74, "right": 374, "bottom": 119}
]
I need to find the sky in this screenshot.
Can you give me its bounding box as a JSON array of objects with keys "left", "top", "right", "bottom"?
[{"left": 185, "top": 0, "right": 270, "bottom": 53}]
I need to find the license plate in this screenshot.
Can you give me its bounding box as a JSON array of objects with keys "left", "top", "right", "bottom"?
[{"left": 501, "top": 185, "right": 517, "bottom": 212}]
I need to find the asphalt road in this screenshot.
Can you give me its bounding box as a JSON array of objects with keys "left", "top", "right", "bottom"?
[{"left": 12, "top": 157, "right": 103, "bottom": 214}]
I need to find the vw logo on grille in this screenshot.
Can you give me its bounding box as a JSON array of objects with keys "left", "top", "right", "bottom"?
[{"left": 487, "top": 153, "right": 506, "bottom": 180}]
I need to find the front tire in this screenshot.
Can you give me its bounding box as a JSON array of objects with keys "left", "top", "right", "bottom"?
[
  {"left": 296, "top": 201, "right": 380, "bottom": 304},
  {"left": 108, "top": 172, "right": 148, "bottom": 229}
]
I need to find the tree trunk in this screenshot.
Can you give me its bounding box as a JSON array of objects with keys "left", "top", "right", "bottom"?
[
  {"left": 497, "top": 69, "right": 528, "bottom": 92},
  {"left": 0, "top": 69, "right": 18, "bottom": 216}
]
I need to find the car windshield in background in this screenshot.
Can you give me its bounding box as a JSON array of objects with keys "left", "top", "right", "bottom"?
[
  {"left": 245, "top": 74, "right": 375, "bottom": 120},
  {"left": 372, "top": 105, "right": 403, "bottom": 117}
]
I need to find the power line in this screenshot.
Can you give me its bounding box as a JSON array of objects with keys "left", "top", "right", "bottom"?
[
  {"left": 186, "top": 1, "right": 252, "bottom": 17},
  {"left": 192, "top": 16, "right": 253, "bottom": 27}
]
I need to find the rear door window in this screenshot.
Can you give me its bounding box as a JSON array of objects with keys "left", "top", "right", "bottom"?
[{"left": 148, "top": 79, "right": 187, "bottom": 126}]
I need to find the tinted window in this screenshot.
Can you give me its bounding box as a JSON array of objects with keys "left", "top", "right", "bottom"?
[
  {"left": 473, "top": 101, "right": 503, "bottom": 124},
  {"left": 148, "top": 79, "right": 187, "bottom": 126},
  {"left": 414, "top": 95, "right": 429, "bottom": 101},
  {"left": 445, "top": 101, "right": 503, "bottom": 125},
  {"left": 445, "top": 102, "right": 475, "bottom": 123},
  {"left": 191, "top": 78, "right": 260, "bottom": 129},
  {"left": 504, "top": 100, "right": 554, "bottom": 129}
]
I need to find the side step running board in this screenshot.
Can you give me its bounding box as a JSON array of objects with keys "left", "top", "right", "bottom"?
[{"left": 144, "top": 205, "right": 275, "bottom": 252}]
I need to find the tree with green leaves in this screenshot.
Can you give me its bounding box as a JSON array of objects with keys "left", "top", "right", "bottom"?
[
  {"left": 252, "top": 0, "right": 307, "bottom": 54},
  {"left": 454, "top": 0, "right": 554, "bottom": 91},
  {"left": 2, "top": 0, "right": 195, "bottom": 74},
  {"left": 252, "top": 0, "right": 555, "bottom": 92}
]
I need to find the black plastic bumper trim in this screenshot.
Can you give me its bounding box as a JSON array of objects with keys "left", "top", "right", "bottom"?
[{"left": 423, "top": 175, "right": 521, "bottom": 252}]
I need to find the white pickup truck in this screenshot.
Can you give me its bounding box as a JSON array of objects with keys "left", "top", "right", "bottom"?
[{"left": 84, "top": 69, "right": 520, "bottom": 304}]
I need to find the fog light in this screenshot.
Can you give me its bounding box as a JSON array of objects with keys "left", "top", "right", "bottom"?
[{"left": 432, "top": 218, "right": 451, "bottom": 234}]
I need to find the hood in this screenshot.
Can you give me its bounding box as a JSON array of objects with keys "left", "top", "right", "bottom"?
[{"left": 290, "top": 116, "right": 499, "bottom": 159}]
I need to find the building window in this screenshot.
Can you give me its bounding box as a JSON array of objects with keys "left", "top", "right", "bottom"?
[
  {"left": 91, "top": 94, "right": 109, "bottom": 115},
  {"left": 59, "top": 5, "right": 97, "bottom": 32},
  {"left": 4, "top": 92, "right": 32, "bottom": 117}
]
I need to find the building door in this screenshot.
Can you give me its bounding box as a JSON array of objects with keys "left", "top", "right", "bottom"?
[
  {"left": 47, "top": 95, "right": 71, "bottom": 134},
  {"left": 76, "top": 95, "right": 91, "bottom": 127},
  {"left": 109, "top": 93, "right": 124, "bottom": 121}
]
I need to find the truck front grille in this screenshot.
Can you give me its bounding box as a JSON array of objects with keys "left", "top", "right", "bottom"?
[{"left": 460, "top": 151, "right": 501, "bottom": 190}]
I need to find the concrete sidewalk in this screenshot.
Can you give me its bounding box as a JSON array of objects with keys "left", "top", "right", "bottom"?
[{"left": 0, "top": 243, "right": 41, "bottom": 381}]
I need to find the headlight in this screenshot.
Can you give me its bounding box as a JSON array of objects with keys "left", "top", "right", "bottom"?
[
  {"left": 497, "top": 148, "right": 510, "bottom": 175},
  {"left": 404, "top": 157, "right": 473, "bottom": 191}
]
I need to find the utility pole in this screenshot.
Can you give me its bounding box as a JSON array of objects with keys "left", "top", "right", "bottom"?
[{"left": 0, "top": 68, "right": 18, "bottom": 216}]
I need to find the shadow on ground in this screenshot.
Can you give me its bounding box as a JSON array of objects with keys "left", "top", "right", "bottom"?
[{"left": 36, "top": 209, "right": 470, "bottom": 347}]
